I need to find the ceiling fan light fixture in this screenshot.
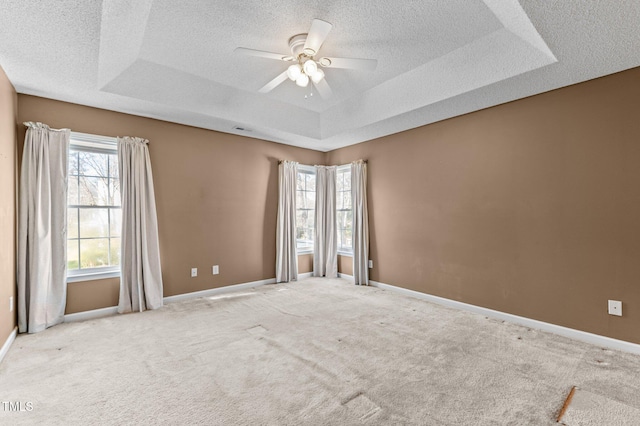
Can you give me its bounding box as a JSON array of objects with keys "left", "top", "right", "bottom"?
[
  {"left": 237, "top": 19, "right": 374, "bottom": 98},
  {"left": 303, "top": 59, "right": 318, "bottom": 75},
  {"left": 287, "top": 64, "right": 302, "bottom": 81},
  {"left": 296, "top": 73, "right": 310, "bottom": 87},
  {"left": 311, "top": 68, "right": 325, "bottom": 84}
]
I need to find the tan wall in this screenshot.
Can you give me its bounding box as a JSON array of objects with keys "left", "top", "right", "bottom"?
[
  {"left": 65, "top": 278, "right": 119, "bottom": 314},
  {"left": 298, "top": 254, "right": 313, "bottom": 274},
  {"left": 338, "top": 255, "right": 353, "bottom": 276},
  {"left": 17, "top": 95, "right": 324, "bottom": 313},
  {"left": 327, "top": 67, "right": 640, "bottom": 344},
  {"left": 0, "top": 65, "right": 17, "bottom": 343}
]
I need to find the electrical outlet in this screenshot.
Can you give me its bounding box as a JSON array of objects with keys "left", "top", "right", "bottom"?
[
  {"left": 608, "top": 300, "right": 622, "bottom": 316},
  {"left": 368, "top": 260, "right": 373, "bottom": 269},
  {"left": 9, "top": 296, "right": 13, "bottom": 312},
  {"left": 212, "top": 265, "right": 219, "bottom": 275},
  {"left": 191, "top": 268, "right": 198, "bottom": 278}
]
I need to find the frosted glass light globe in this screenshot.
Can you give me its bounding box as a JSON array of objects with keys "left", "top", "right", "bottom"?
[
  {"left": 311, "top": 69, "right": 325, "bottom": 84},
  {"left": 296, "top": 73, "right": 310, "bottom": 87},
  {"left": 303, "top": 60, "right": 318, "bottom": 75},
  {"left": 287, "top": 64, "right": 302, "bottom": 81}
]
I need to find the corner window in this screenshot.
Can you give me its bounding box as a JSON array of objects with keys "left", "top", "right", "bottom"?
[
  {"left": 336, "top": 165, "right": 353, "bottom": 254},
  {"left": 67, "top": 132, "right": 121, "bottom": 281},
  {"left": 296, "top": 165, "right": 316, "bottom": 253}
]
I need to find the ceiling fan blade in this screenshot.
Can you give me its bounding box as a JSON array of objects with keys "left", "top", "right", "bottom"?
[
  {"left": 235, "top": 47, "right": 289, "bottom": 61},
  {"left": 303, "top": 19, "right": 333, "bottom": 55},
  {"left": 259, "top": 71, "right": 289, "bottom": 93},
  {"left": 313, "top": 78, "right": 333, "bottom": 99},
  {"left": 320, "top": 57, "right": 377, "bottom": 71}
]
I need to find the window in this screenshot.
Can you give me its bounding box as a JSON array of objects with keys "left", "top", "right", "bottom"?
[
  {"left": 336, "top": 165, "right": 353, "bottom": 254},
  {"left": 296, "top": 165, "right": 316, "bottom": 253},
  {"left": 67, "top": 132, "right": 121, "bottom": 281}
]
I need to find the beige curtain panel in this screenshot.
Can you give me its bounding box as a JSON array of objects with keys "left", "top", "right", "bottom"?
[
  {"left": 118, "top": 137, "right": 164, "bottom": 313},
  {"left": 276, "top": 160, "right": 298, "bottom": 282},
  {"left": 314, "top": 166, "right": 337, "bottom": 278},
  {"left": 17, "top": 122, "right": 70, "bottom": 333},
  {"left": 351, "top": 160, "right": 369, "bottom": 285}
]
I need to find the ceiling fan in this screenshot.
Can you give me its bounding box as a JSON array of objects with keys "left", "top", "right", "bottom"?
[{"left": 235, "top": 19, "right": 377, "bottom": 99}]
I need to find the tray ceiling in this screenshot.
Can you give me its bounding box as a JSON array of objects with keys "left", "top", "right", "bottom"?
[{"left": 1, "top": 0, "right": 639, "bottom": 151}]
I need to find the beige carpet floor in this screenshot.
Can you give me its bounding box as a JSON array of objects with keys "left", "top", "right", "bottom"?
[{"left": 1, "top": 277, "right": 640, "bottom": 425}]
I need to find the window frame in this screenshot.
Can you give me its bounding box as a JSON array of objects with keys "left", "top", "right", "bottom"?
[
  {"left": 66, "top": 132, "right": 121, "bottom": 282},
  {"left": 336, "top": 164, "right": 353, "bottom": 256},
  {"left": 296, "top": 164, "right": 316, "bottom": 255}
]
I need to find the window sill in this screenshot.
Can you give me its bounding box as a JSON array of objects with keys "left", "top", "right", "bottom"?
[
  {"left": 297, "top": 250, "right": 314, "bottom": 255},
  {"left": 67, "top": 270, "right": 120, "bottom": 283}
]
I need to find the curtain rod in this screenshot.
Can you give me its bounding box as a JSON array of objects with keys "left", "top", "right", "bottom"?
[
  {"left": 25, "top": 125, "right": 152, "bottom": 145},
  {"left": 278, "top": 159, "right": 367, "bottom": 164},
  {"left": 120, "top": 136, "right": 150, "bottom": 145},
  {"left": 23, "top": 122, "right": 70, "bottom": 132}
]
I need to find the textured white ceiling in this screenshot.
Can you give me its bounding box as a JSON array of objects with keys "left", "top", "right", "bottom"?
[{"left": 1, "top": 1, "right": 639, "bottom": 151}]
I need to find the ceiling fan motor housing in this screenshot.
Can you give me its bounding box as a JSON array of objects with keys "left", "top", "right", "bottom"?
[{"left": 289, "top": 34, "right": 311, "bottom": 58}]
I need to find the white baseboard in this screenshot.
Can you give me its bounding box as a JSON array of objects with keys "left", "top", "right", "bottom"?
[
  {"left": 297, "top": 272, "right": 313, "bottom": 280},
  {"left": 163, "top": 277, "right": 275, "bottom": 304},
  {"left": 0, "top": 327, "right": 17, "bottom": 364},
  {"left": 65, "top": 306, "right": 118, "bottom": 323},
  {"left": 64, "top": 278, "right": 277, "bottom": 321},
  {"left": 299, "top": 273, "right": 353, "bottom": 280},
  {"left": 370, "top": 280, "right": 640, "bottom": 355},
  {"left": 299, "top": 272, "right": 351, "bottom": 280}
]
